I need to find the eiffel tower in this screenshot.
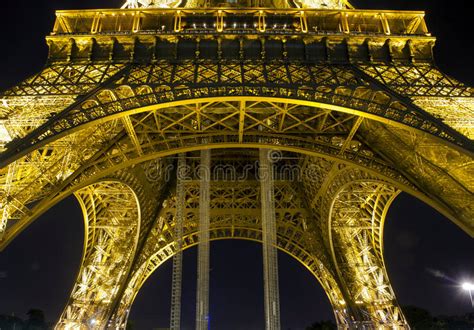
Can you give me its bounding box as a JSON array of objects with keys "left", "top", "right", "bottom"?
[{"left": 0, "top": 0, "right": 473, "bottom": 328}]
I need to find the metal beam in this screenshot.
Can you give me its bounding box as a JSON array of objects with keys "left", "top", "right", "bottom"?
[
  {"left": 196, "top": 149, "right": 211, "bottom": 330},
  {"left": 259, "top": 148, "right": 281, "bottom": 330},
  {"left": 170, "top": 153, "right": 186, "bottom": 330}
]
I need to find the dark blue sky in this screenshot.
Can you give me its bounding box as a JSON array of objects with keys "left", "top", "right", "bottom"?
[{"left": 0, "top": 0, "right": 473, "bottom": 329}]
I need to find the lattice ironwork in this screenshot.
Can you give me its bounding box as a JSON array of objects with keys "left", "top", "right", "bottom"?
[
  {"left": 196, "top": 149, "right": 211, "bottom": 330},
  {"left": 170, "top": 154, "right": 186, "bottom": 330},
  {"left": 0, "top": 2, "right": 473, "bottom": 330},
  {"left": 110, "top": 177, "right": 349, "bottom": 328},
  {"left": 2, "top": 61, "right": 470, "bottom": 167},
  {"left": 259, "top": 149, "right": 281, "bottom": 330},
  {"left": 56, "top": 181, "right": 140, "bottom": 330},
  {"left": 321, "top": 169, "right": 408, "bottom": 328}
]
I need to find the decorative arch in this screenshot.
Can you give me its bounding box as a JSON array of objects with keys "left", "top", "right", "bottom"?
[
  {"left": 114, "top": 229, "right": 349, "bottom": 328},
  {"left": 109, "top": 179, "right": 351, "bottom": 328},
  {"left": 1, "top": 61, "right": 471, "bottom": 247},
  {"left": 0, "top": 139, "right": 421, "bottom": 251}
]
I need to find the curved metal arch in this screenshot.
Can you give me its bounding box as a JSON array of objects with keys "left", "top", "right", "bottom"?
[
  {"left": 105, "top": 177, "right": 351, "bottom": 327},
  {"left": 112, "top": 226, "right": 350, "bottom": 329},
  {"left": 0, "top": 138, "right": 422, "bottom": 252},
  {"left": 56, "top": 180, "right": 142, "bottom": 330},
  {"left": 3, "top": 128, "right": 466, "bottom": 253},
  {"left": 2, "top": 65, "right": 471, "bottom": 245},
  {"left": 2, "top": 71, "right": 470, "bottom": 168},
  {"left": 327, "top": 179, "right": 398, "bottom": 279},
  {"left": 59, "top": 82, "right": 468, "bottom": 152},
  {"left": 324, "top": 170, "right": 408, "bottom": 327},
  {"left": 4, "top": 93, "right": 420, "bottom": 248}
]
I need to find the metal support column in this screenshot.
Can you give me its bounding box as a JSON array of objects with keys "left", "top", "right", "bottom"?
[
  {"left": 196, "top": 149, "right": 211, "bottom": 330},
  {"left": 170, "top": 153, "right": 186, "bottom": 330},
  {"left": 259, "top": 149, "right": 281, "bottom": 330}
]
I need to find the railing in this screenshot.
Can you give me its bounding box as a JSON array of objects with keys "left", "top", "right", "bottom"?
[{"left": 52, "top": 8, "right": 430, "bottom": 37}]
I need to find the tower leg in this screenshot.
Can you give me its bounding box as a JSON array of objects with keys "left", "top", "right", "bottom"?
[
  {"left": 323, "top": 171, "right": 409, "bottom": 329},
  {"left": 55, "top": 181, "right": 141, "bottom": 330},
  {"left": 259, "top": 149, "right": 281, "bottom": 330},
  {"left": 196, "top": 149, "right": 211, "bottom": 330}
]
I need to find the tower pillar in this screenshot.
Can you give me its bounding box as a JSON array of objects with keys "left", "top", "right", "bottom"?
[
  {"left": 55, "top": 181, "right": 141, "bottom": 330},
  {"left": 170, "top": 154, "right": 186, "bottom": 330},
  {"left": 196, "top": 149, "right": 211, "bottom": 330},
  {"left": 259, "top": 149, "right": 281, "bottom": 330}
]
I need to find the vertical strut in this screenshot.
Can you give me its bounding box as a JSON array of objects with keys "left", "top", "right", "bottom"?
[
  {"left": 196, "top": 149, "right": 211, "bottom": 330},
  {"left": 170, "top": 153, "right": 186, "bottom": 330},
  {"left": 259, "top": 149, "right": 281, "bottom": 330}
]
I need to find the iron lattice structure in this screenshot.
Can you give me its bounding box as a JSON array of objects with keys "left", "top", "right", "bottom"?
[{"left": 0, "top": 0, "right": 473, "bottom": 328}]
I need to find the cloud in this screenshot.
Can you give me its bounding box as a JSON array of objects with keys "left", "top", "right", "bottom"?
[{"left": 426, "top": 268, "right": 456, "bottom": 283}]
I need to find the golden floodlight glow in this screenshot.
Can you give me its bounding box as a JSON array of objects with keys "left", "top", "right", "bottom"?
[{"left": 0, "top": 0, "right": 472, "bottom": 328}]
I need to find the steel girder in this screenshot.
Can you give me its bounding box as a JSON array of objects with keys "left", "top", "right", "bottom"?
[{"left": 195, "top": 150, "right": 211, "bottom": 330}]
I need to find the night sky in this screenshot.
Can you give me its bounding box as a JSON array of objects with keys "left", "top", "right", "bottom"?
[{"left": 0, "top": 0, "right": 473, "bottom": 329}]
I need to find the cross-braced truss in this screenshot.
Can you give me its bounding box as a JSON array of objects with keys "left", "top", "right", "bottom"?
[
  {"left": 0, "top": 3, "right": 473, "bottom": 330},
  {"left": 323, "top": 170, "right": 407, "bottom": 327},
  {"left": 56, "top": 181, "right": 140, "bottom": 330}
]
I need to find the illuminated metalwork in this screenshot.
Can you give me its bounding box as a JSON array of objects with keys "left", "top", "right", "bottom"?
[
  {"left": 56, "top": 181, "right": 141, "bottom": 329},
  {"left": 121, "top": 0, "right": 352, "bottom": 8},
  {"left": 111, "top": 173, "right": 350, "bottom": 328},
  {"left": 196, "top": 149, "right": 211, "bottom": 330},
  {"left": 323, "top": 170, "right": 406, "bottom": 328},
  {"left": 170, "top": 154, "right": 186, "bottom": 330},
  {"left": 259, "top": 149, "right": 281, "bottom": 329},
  {"left": 0, "top": 0, "right": 472, "bottom": 329}
]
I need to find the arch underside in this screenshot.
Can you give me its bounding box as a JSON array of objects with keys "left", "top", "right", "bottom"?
[
  {"left": 111, "top": 178, "right": 351, "bottom": 328},
  {"left": 115, "top": 226, "right": 347, "bottom": 326},
  {"left": 0, "top": 92, "right": 471, "bottom": 247},
  {"left": 0, "top": 60, "right": 472, "bottom": 329},
  {"left": 62, "top": 170, "right": 410, "bottom": 329}
]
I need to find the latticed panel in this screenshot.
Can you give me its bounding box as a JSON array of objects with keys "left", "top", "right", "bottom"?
[
  {"left": 322, "top": 170, "right": 408, "bottom": 328},
  {"left": 3, "top": 60, "right": 468, "bottom": 161},
  {"left": 0, "top": 121, "right": 122, "bottom": 241},
  {"left": 56, "top": 181, "right": 140, "bottom": 330},
  {"left": 358, "top": 63, "right": 474, "bottom": 140},
  {"left": 412, "top": 97, "right": 474, "bottom": 139},
  {"left": 0, "top": 64, "right": 127, "bottom": 140},
  {"left": 358, "top": 64, "right": 472, "bottom": 97}
]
